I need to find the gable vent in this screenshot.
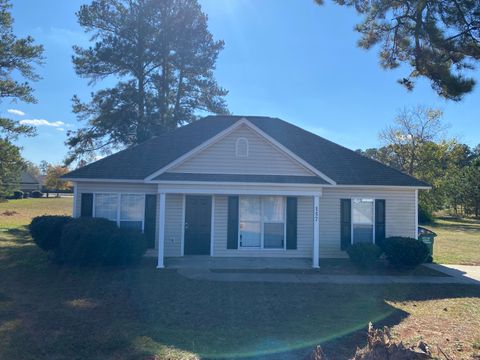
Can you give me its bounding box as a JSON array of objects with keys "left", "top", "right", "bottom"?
[{"left": 235, "top": 137, "right": 249, "bottom": 158}]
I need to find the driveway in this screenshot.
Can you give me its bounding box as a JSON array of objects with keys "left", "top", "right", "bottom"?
[{"left": 424, "top": 263, "right": 480, "bottom": 285}]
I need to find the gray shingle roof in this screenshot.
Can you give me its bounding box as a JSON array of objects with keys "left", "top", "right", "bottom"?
[{"left": 64, "top": 115, "right": 429, "bottom": 187}]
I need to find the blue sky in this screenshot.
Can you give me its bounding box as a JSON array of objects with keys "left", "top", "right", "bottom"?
[{"left": 4, "top": 0, "right": 480, "bottom": 166}]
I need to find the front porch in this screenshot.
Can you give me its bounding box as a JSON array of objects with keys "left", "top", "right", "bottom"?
[
  {"left": 163, "top": 256, "right": 312, "bottom": 269},
  {"left": 155, "top": 185, "right": 323, "bottom": 269}
]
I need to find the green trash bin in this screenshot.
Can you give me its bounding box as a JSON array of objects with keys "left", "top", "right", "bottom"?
[{"left": 418, "top": 226, "right": 437, "bottom": 262}]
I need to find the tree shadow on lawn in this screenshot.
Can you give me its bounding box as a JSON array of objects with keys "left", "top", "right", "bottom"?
[
  {"left": 0, "top": 227, "right": 32, "bottom": 245},
  {"left": 0, "top": 237, "right": 479, "bottom": 360},
  {"left": 425, "top": 220, "right": 480, "bottom": 235},
  {"left": 130, "top": 275, "right": 480, "bottom": 360}
]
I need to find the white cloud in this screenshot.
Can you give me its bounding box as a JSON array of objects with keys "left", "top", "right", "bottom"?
[
  {"left": 7, "top": 109, "right": 26, "bottom": 116},
  {"left": 40, "top": 27, "right": 89, "bottom": 48},
  {"left": 20, "top": 119, "right": 65, "bottom": 127},
  {"left": 56, "top": 127, "right": 65, "bottom": 131}
]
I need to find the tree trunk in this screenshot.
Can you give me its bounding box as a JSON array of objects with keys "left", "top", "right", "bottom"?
[
  {"left": 173, "top": 69, "right": 184, "bottom": 123},
  {"left": 135, "top": 9, "right": 146, "bottom": 143}
]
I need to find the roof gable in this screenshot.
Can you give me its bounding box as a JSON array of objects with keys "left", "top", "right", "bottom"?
[
  {"left": 64, "top": 115, "right": 429, "bottom": 187},
  {"left": 167, "top": 122, "right": 315, "bottom": 176}
]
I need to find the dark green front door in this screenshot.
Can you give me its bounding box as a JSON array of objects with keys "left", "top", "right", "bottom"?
[{"left": 184, "top": 195, "right": 212, "bottom": 255}]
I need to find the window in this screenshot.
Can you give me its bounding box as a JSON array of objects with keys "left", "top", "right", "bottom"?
[
  {"left": 352, "top": 198, "right": 374, "bottom": 244},
  {"left": 239, "top": 196, "right": 261, "bottom": 247},
  {"left": 94, "top": 193, "right": 145, "bottom": 232},
  {"left": 94, "top": 194, "right": 118, "bottom": 222},
  {"left": 120, "top": 194, "right": 144, "bottom": 231},
  {"left": 239, "top": 196, "right": 285, "bottom": 249},
  {"left": 235, "top": 137, "right": 249, "bottom": 157},
  {"left": 263, "top": 196, "right": 285, "bottom": 248}
]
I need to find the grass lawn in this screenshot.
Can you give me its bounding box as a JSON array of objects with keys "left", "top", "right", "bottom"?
[
  {"left": 422, "top": 217, "right": 480, "bottom": 266},
  {"left": 0, "top": 198, "right": 479, "bottom": 359},
  {"left": 0, "top": 227, "right": 478, "bottom": 359},
  {"left": 0, "top": 197, "right": 73, "bottom": 228}
]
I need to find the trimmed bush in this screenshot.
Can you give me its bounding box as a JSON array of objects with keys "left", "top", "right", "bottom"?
[
  {"left": 105, "top": 229, "right": 147, "bottom": 266},
  {"left": 30, "top": 215, "right": 73, "bottom": 251},
  {"left": 346, "top": 243, "right": 382, "bottom": 268},
  {"left": 383, "top": 236, "right": 430, "bottom": 269},
  {"left": 13, "top": 190, "right": 23, "bottom": 199},
  {"left": 31, "top": 190, "right": 43, "bottom": 198},
  {"left": 57, "top": 218, "right": 147, "bottom": 266}
]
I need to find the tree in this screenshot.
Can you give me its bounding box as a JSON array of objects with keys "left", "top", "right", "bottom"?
[
  {"left": 379, "top": 105, "right": 445, "bottom": 176},
  {"left": 65, "top": 0, "right": 228, "bottom": 165},
  {"left": 39, "top": 160, "right": 50, "bottom": 176},
  {"left": 23, "top": 161, "right": 40, "bottom": 178},
  {"left": 362, "top": 106, "right": 450, "bottom": 218},
  {"left": 44, "top": 165, "right": 71, "bottom": 197},
  {"left": 463, "top": 159, "right": 480, "bottom": 217},
  {"left": 0, "top": 139, "right": 23, "bottom": 199},
  {"left": 315, "top": 0, "right": 480, "bottom": 100},
  {"left": 358, "top": 106, "right": 480, "bottom": 219},
  {"left": 0, "top": 0, "right": 43, "bottom": 199}
]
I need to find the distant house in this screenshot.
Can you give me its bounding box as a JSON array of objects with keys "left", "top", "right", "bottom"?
[
  {"left": 19, "top": 171, "right": 41, "bottom": 193},
  {"left": 63, "top": 116, "right": 430, "bottom": 268}
]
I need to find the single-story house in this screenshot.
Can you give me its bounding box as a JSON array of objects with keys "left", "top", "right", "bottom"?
[
  {"left": 20, "top": 171, "right": 41, "bottom": 193},
  {"left": 63, "top": 116, "right": 429, "bottom": 268}
]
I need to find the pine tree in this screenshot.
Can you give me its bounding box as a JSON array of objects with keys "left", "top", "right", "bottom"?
[
  {"left": 0, "top": 0, "right": 43, "bottom": 199},
  {"left": 316, "top": 0, "right": 480, "bottom": 100},
  {"left": 66, "top": 0, "right": 228, "bottom": 165}
]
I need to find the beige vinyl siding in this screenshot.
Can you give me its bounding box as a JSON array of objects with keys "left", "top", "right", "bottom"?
[
  {"left": 213, "top": 195, "right": 313, "bottom": 257},
  {"left": 162, "top": 194, "right": 183, "bottom": 256},
  {"left": 170, "top": 124, "right": 315, "bottom": 176},
  {"left": 319, "top": 187, "right": 416, "bottom": 258},
  {"left": 75, "top": 182, "right": 417, "bottom": 261},
  {"left": 74, "top": 181, "right": 157, "bottom": 217}
]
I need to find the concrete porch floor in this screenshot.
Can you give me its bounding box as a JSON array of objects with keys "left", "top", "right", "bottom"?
[{"left": 164, "top": 256, "right": 312, "bottom": 269}]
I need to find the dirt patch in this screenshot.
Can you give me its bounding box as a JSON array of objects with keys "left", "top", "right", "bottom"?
[
  {"left": 1, "top": 211, "right": 18, "bottom": 217},
  {"left": 310, "top": 323, "right": 435, "bottom": 359}
]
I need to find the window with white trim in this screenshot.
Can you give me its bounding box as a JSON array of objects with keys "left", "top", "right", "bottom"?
[
  {"left": 235, "top": 137, "right": 249, "bottom": 157},
  {"left": 94, "top": 193, "right": 145, "bottom": 232},
  {"left": 94, "top": 194, "right": 118, "bottom": 222},
  {"left": 239, "top": 196, "right": 285, "bottom": 249},
  {"left": 120, "top": 194, "right": 144, "bottom": 231},
  {"left": 352, "top": 198, "right": 374, "bottom": 243}
]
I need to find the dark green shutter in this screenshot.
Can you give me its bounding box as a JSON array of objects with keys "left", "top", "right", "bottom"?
[
  {"left": 375, "top": 199, "right": 386, "bottom": 244},
  {"left": 227, "top": 196, "right": 239, "bottom": 249},
  {"left": 144, "top": 195, "right": 157, "bottom": 249},
  {"left": 340, "top": 199, "right": 351, "bottom": 250},
  {"left": 80, "top": 193, "right": 93, "bottom": 217},
  {"left": 286, "top": 197, "right": 297, "bottom": 249}
]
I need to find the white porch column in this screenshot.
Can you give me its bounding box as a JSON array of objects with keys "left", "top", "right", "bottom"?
[
  {"left": 313, "top": 194, "right": 320, "bottom": 268},
  {"left": 157, "top": 192, "right": 166, "bottom": 269},
  {"left": 414, "top": 189, "right": 419, "bottom": 239},
  {"left": 72, "top": 182, "right": 78, "bottom": 218}
]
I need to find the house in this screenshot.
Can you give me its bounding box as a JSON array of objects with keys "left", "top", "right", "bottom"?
[
  {"left": 19, "top": 171, "right": 41, "bottom": 193},
  {"left": 63, "top": 116, "right": 429, "bottom": 268}
]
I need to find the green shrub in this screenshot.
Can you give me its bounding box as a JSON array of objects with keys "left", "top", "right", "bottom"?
[
  {"left": 383, "top": 236, "right": 430, "bottom": 269},
  {"left": 31, "top": 190, "right": 43, "bottom": 198},
  {"left": 346, "top": 243, "right": 383, "bottom": 268},
  {"left": 105, "top": 229, "right": 147, "bottom": 265},
  {"left": 57, "top": 218, "right": 147, "bottom": 266},
  {"left": 418, "top": 205, "right": 434, "bottom": 223},
  {"left": 30, "top": 215, "right": 73, "bottom": 251},
  {"left": 13, "top": 190, "right": 23, "bottom": 199}
]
